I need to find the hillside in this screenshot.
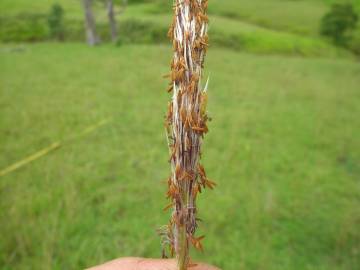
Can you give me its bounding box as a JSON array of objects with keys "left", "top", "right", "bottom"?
[{"left": 0, "top": 0, "right": 357, "bottom": 57}]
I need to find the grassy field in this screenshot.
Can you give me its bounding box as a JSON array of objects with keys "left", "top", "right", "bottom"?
[
  {"left": 208, "top": 0, "right": 360, "bottom": 36},
  {"left": 0, "top": 0, "right": 83, "bottom": 18},
  {"left": 1, "top": 0, "right": 360, "bottom": 270},
  {"left": 2, "top": 0, "right": 355, "bottom": 37},
  {"left": 0, "top": 0, "right": 351, "bottom": 57},
  {"left": 1, "top": 43, "right": 360, "bottom": 270}
]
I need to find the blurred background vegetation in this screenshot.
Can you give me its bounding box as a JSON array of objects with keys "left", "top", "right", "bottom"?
[
  {"left": 0, "top": 1, "right": 359, "bottom": 270},
  {"left": 1, "top": 0, "right": 360, "bottom": 55}
]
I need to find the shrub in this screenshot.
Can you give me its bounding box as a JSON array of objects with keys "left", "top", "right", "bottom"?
[
  {"left": 349, "top": 27, "right": 360, "bottom": 54},
  {"left": 0, "top": 14, "right": 48, "bottom": 42},
  {"left": 320, "top": 3, "right": 358, "bottom": 46},
  {"left": 47, "top": 4, "right": 65, "bottom": 41},
  {"left": 116, "top": 19, "right": 167, "bottom": 45}
]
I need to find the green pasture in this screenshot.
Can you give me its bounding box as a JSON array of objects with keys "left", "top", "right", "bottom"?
[
  {"left": 2, "top": 0, "right": 358, "bottom": 37},
  {"left": 0, "top": 0, "right": 352, "bottom": 57},
  {"left": 1, "top": 0, "right": 360, "bottom": 269},
  {"left": 0, "top": 43, "right": 359, "bottom": 270}
]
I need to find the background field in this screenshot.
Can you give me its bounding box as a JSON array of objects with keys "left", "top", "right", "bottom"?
[{"left": 1, "top": 1, "right": 360, "bottom": 270}]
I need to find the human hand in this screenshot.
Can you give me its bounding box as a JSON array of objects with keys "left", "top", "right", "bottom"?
[{"left": 86, "top": 257, "right": 220, "bottom": 270}]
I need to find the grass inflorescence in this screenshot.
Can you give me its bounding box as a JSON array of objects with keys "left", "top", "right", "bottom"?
[{"left": 159, "top": 1, "right": 215, "bottom": 269}]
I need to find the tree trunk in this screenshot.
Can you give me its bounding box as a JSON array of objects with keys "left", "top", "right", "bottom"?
[
  {"left": 106, "top": 0, "right": 117, "bottom": 42},
  {"left": 82, "top": 0, "right": 100, "bottom": 46}
]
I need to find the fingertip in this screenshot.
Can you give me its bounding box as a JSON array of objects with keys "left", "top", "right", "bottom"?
[
  {"left": 86, "top": 257, "right": 141, "bottom": 270},
  {"left": 86, "top": 257, "right": 221, "bottom": 270}
]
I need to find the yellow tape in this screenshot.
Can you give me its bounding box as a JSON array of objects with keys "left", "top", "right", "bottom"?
[
  {"left": 0, "top": 142, "right": 61, "bottom": 177},
  {"left": 73, "top": 118, "right": 111, "bottom": 138},
  {"left": 0, "top": 118, "right": 112, "bottom": 177}
]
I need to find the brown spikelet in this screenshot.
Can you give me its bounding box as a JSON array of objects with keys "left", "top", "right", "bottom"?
[
  {"left": 163, "top": 202, "right": 174, "bottom": 212},
  {"left": 205, "top": 179, "right": 217, "bottom": 190},
  {"left": 190, "top": 235, "right": 205, "bottom": 252}
]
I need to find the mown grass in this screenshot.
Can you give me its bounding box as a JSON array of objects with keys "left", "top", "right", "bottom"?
[
  {"left": 209, "top": 16, "right": 347, "bottom": 57},
  {"left": 203, "top": 0, "right": 327, "bottom": 36},
  {"left": 1, "top": 0, "right": 358, "bottom": 34},
  {"left": 0, "top": 43, "right": 359, "bottom": 270},
  {"left": 0, "top": 0, "right": 154, "bottom": 18},
  {"left": 153, "top": 0, "right": 358, "bottom": 36},
  {"left": 0, "top": 0, "right": 355, "bottom": 57},
  {"left": 113, "top": 14, "right": 349, "bottom": 57},
  {"left": 0, "top": 0, "right": 85, "bottom": 18},
  {"left": 210, "top": 0, "right": 360, "bottom": 36}
]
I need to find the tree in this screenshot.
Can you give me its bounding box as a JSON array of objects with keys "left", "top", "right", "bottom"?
[
  {"left": 320, "top": 3, "right": 358, "bottom": 46},
  {"left": 106, "top": 0, "right": 117, "bottom": 42},
  {"left": 104, "top": 0, "right": 127, "bottom": 42},
  {"left": 48, "top": 4, "right": 65, "bottom": 41},
  {"left": 82, "top": 0, "right": 100, "bottom": 45}
]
